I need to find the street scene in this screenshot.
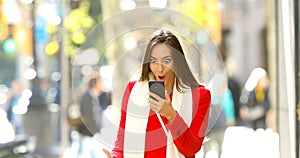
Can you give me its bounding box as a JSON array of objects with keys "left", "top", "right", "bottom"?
[{"left": 0, "top": 0, "right": 298, "bottom": 158}]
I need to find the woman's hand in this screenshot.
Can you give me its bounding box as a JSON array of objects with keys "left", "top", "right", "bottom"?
[
  {"left": 148, "top": 91, "right": 176, "bottom": 121},
  {"left": 103, "top": 149, "right": 112, "bottom": 158},
  {"left": 240, "top": 106, "right": 249, "bottom": 120}
]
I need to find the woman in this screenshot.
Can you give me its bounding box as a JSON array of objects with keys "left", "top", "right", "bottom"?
[
  {"left": 239, "top": 67, "right": 270, "bottom": 130},
  {"left": 104, "top": 29, "right": 211, "bottom": 158}
]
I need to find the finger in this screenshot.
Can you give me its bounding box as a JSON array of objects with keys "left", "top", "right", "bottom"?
[
  {"left": 152, "top": 104, "right": 163, "bottom": 112},
  {"left": 148, "top": 99, "right": 163, "bottom": 112},
  {"left": 103, "top": 149, "right": 112, "bottom": 158},
  {"left": 149, "top": 96, "right": 166, "bottom": 107},
  {"left": 149, "top": 105, "right": 160, "bottom": 112},
  {"left": 148, "top": 92, "right": 163, "bottom": 101},
  {"left": 148, "top": 97, "right": 158, "bottom": 104},
  {"left": 149, "top": 97, "right": 161, "bottom": 105},
  {"left": 148, "top": 98, "right": 160, "bottom": 108}
]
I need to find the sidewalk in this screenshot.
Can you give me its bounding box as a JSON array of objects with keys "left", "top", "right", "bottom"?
[
  {"left": 220, "top": 126, "right": 279, "bottom": 158},
  {"left": 64, "top": 105, "right": 280, "bottom": 158},
  {"left": 22, "top": 105, "right": 61, "bottom": 158}
]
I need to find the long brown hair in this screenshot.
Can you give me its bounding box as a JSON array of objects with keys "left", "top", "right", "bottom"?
[{"left": 139, "top": 29, "right": 200, "bottom": 92}]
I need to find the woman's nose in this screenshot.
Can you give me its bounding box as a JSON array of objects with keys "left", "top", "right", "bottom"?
[{"left": 158, "top": 63, "right": 164, "bottom": 71}]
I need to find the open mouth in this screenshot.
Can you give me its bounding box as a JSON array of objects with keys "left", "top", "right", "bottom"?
[{"left": 158, "top": 76, "right": 165, "bottom": 80}]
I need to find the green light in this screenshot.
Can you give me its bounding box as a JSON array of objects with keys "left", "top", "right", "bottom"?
[{"left": 3, "top": 38, "right": 17, "bottom": 53}]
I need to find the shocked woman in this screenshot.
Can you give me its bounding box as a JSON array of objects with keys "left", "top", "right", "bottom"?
[{"left": 104, "top": 29, "right": 211, "bottom": 158}]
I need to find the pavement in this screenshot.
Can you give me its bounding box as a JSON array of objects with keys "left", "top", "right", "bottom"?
[
  {"left": 21, "top": 105, "right": 61, "bottom": 158},
  {"left": 19, "top": 105, "right": 279, "bottom": 158}
]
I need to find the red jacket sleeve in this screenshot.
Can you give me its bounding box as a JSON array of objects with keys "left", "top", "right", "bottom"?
[
  {"left": 167, "top": 86, "right": 211, "bottom": 157},
  {"left": 111, "top": 81, "right": 136, "bottom": 158}
]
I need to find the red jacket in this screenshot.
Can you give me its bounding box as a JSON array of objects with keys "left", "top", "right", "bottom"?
[{"left": 112, "top": 81, "right": 211, "bottom": 158}]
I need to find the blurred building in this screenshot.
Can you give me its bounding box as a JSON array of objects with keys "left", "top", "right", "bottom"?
[{"left": 221, "top": 0, "right": 299, "bottom": 157}]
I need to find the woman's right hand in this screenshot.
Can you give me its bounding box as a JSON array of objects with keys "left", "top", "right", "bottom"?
[{"left": 103, "top": 149, "right": 112, "bottom": 158}]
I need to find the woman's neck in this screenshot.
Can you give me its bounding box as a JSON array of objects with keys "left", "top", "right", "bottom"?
[{"left": 165, "top": 79, "right": 174, "bottom": 92}]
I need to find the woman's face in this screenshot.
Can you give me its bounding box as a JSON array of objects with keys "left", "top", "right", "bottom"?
[{"left": 149, "top": 43, "right": 175, "bottom": 89}]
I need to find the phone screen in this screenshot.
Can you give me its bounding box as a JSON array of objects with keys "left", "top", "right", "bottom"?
[{"left": 149, "top": 80, "right": 165, "bottom": 101}]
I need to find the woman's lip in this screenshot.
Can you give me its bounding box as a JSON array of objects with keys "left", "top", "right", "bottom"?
[{"left": 158, "top": 76, "right": 165, "bottom": 80}]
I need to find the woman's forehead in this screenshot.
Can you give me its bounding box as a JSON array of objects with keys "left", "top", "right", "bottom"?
[{"left": 150, "top": 44, "right": 171, "bottom": 58}]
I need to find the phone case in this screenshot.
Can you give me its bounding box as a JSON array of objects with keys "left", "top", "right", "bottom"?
[{"left": 149, "top": 80, "right": 165, "bottom": 101}]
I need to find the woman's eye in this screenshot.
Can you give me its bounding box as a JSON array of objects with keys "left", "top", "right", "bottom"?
[
  {"left": 163, "top": 59, "right": 171, "bottom": 64},
  {"left": 149, "top": 58, "right": 156, "bottom": 63}
]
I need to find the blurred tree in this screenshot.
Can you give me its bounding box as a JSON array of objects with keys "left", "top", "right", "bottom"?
[
  {"left": 0, "top": 0, "right": 8, "bottom": 41},
  {"left": 64, "top": 0, "right": 102, "bottom": 57},
  {"left": 179, "top": 0, "right": 222, "bottom": 45},
  {"left": 15, "top": 24, "right": 33, "bottom": 57},
  {"left": 0, "top": 51, "right": 16, "bottom": 86},
  {"left": 88, "top": 0, "right": 102, "bottom": 23}
]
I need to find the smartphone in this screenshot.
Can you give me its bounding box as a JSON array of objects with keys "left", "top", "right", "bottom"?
[{"left": 149, "top": 80, "right": 165, "bottom": 101}]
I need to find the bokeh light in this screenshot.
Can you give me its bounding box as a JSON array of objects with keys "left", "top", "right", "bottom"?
[{"left": 23, "top": 68, "right": 37, "bottom": 80}]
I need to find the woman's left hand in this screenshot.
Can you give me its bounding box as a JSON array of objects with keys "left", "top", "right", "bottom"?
[
  {"left": 102, "top": 149, "right": 112, "bottom": 158},
  {"left": 148, "top": 91, "right": 176, "bottom": 121}
]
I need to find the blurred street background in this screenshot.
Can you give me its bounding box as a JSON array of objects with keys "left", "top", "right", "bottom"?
[{"left": 0, "top": 0, "right": 299, "bottom": 158}]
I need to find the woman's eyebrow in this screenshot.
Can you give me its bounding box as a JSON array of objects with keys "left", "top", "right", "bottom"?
[
  {"left": 150, "top": 55, "right": 171, "bottom": 59},
  {"left": 162, "top": 56, "right": 172, "bottom": 59}
]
